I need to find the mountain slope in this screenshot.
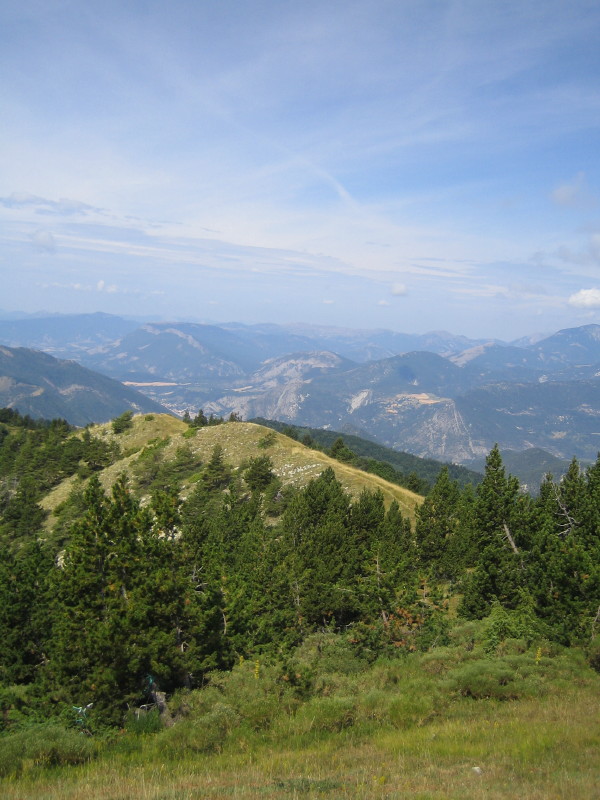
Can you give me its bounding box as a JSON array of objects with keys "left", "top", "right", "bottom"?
[
  {"left": 530, "top": 324, "right": 600, "bottom": 367},
  {"left": 40, "top": 416, "right": 423, "bottom": 524},
  {"left": 0, "top": 346, "right": 167, "bottom": 426},
  {"left": 251, "top": 417, "right": 483, "bottom": 489}
]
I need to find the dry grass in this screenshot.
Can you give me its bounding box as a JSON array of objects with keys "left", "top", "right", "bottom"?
[{"left": 41, "top": 415, "right": 422, "bottom": 523}]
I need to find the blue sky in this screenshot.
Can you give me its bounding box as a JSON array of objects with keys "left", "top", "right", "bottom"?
[{"left": 1, "top": 0, "right": 600, "bottom": 339}]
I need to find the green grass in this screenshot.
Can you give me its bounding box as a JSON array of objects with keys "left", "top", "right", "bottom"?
[{"left": 3, "top": 644, "right": 598, "bottom": 799}]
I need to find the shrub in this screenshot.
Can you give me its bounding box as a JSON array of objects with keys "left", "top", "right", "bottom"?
[
  {"left": 588, "top": 636, "right": 600, "bottom": 673},
  {"left": 447, "top": 658, "right": 534, "bottom": 700},
  {"left": 0, "top": 724, "right": 97, "bottom": 777},
  {"left": 258, "top": 432, "right": 276, "bottom": 449},
  {"left": 482, "top": 599, "right": 546, "bottom": 654},
  {"left": 288, "top": 631, "right": 368, "bottom": 683},
  {"left": 201, "top": 662, "right": 298, "bottom": 730},
  {"left": 447, "top": 620, "right": 484, "bottom": 651},
  {"left": 157, "top": 703, "right": 240, "bottom": 755},
  {"left": 294, "top": 696, "right": 356, "bottom": 733},
  {"left": 419, "top": 646, "right": 468, "bottom": 675}
]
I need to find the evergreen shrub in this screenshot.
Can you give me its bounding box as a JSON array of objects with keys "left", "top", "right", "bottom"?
[{"left": 111, "top": 411, "right": 134, "bottom": 434}]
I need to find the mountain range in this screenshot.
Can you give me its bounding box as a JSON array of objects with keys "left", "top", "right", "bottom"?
[{"left": 1, "top": 312, "right": 599, "bottom": 468}]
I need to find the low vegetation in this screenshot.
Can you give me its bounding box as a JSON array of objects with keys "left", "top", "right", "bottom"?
[{"left": 1, "top": 630, "right": 598, "bottom": 798}]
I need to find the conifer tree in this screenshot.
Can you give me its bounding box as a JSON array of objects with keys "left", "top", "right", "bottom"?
[
  {"left": 0, "top": 540, "right": 51, "bottom": 684},
  {"left": 459, "top": 446, "right": 527, "bottom": 617},
  {"left": 415, "top": 466, "right": 462, "bottom": 577},
  {"left": 48, "top": 475, "right": 224, "bottom": 723}
]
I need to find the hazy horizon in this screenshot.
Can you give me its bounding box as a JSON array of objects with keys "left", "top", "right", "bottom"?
[
  {"left": 2, "top": 1, "right": 600, "bottom": 340},
  {"left": 0, "top": 305, "right": 562, "bottom": 344}
]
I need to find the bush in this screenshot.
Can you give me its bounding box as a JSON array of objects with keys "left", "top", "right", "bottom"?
[
  {"left": 588, "top": 636, "right": 600, "bottom": 673},
  {"left": 258, "top": 431, "right": 276, "bottom": 449},
  {"left": 294, "top": 696, "right": 356, "bottom": 733},
  {"left": 288, "top": 631, "right": 368, "bottom": 683},
  {"left": 482, "top": 601, "right": 543, "bottom": 653},
  {"left": 200, "top": 662, "right": 298, "bottom": 730},
  {"left": 0, "top": 724, "right": 97, "bottom": 777},
  {"left": 446, "top": 656, "right": 543, "bottom": 700},
  {"left": 157, "top": 703, "right": 239, "bottom": 755}
]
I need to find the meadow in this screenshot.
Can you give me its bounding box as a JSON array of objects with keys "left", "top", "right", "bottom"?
[{"left": 2, "top": 627, "right": 599, "bottom": 800}]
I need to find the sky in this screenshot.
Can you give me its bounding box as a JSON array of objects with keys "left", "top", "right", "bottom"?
[{"left": 1, "top": 0, "right": 600, "bottom": 340}]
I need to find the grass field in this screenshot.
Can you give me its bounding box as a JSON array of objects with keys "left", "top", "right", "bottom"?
[{"left": 3, "top": 643, "right": 599, "bottom": 799}]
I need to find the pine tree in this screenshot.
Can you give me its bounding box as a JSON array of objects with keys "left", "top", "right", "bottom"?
[
  {"left": 278, "top": 470, "right": 355, "bottom": 630},
  {"left": 528, "top": 467, "right": 600, "bottom": 643},
  {"left": 201, "top": 445, "right": 232, "bottom": 491},
  {"left": 415, "top": 467, "right": 462, "bottom": 577},
  {"left": 244, "top": 455, "right": 275, "bottom": 493},
  {"left": 0, "top": 540, "right": 52, "bottom": 684},
  {"left": 459, "top": 446, "right": 527, "bottom": 617},
  {"left": 48, "top": 475, "right": 224, "bottom": 723}
]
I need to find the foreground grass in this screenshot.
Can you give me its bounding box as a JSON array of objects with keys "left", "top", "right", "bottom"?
[{"left": 3, "top": 650, "right": 599, "bottom": 800}]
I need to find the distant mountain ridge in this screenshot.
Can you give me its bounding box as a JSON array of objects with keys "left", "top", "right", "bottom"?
[
  {"left": 0, "top": 345, "right": 166, "bottom": 426},
  {"left": 1, "top": 313, "right": 599, "bottom": 464},
  {"left": 0, "top": 312, "right": 138, "bottom": 357}
]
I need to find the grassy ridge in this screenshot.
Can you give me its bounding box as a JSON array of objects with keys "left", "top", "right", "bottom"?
[
  {"left": 252, "top": 416, "right": 483, "bottom": 490},
  {"left": 40, "top": 415, "right": 422, "bottom": 523}
]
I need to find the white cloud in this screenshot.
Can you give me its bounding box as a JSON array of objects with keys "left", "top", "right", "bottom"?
[
  {"left": 568, "top": 288, "right": 600, "bottom": 308},
  {"left": 391, "top": 282, "right": 408, "bottom": 296},
  {"left": 41, "top": 280, "right": 123, "bottom": 295},
  {"left": 377, "top": 299, "right": 390, "bottom": 306},
  {"left": 322, "top": 299, "right": 335, "bottom": 304}
]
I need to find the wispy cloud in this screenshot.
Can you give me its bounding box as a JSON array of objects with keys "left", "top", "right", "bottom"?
[
  {"left": 31, "top": 229, "right": 56, "bottom": 252},
  {"left": 551, "top": 173, "right": 596, "bottom": 208},
  {"left": 1, "top": 0, "right": 600, "bottom": 338},
  {"left": 41, "top": 280, "right": 126, "bottom": 295}
]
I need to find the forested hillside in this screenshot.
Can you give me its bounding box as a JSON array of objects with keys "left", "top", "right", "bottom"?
[
  {"left": 0, "top": 409, "right": 599, "bottom": 796},
  {"left": 1, "top": 410, "right": 599, "bottom": 715}
]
